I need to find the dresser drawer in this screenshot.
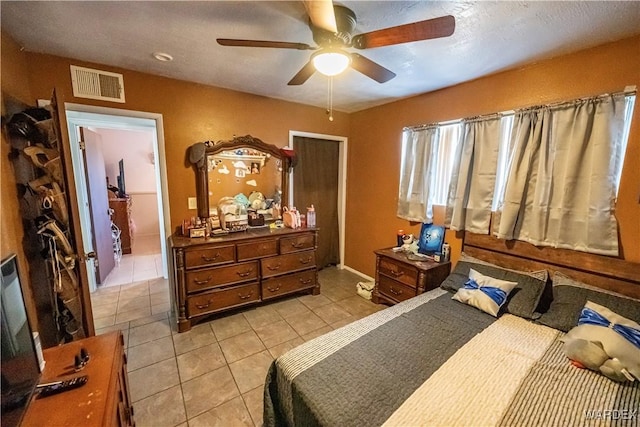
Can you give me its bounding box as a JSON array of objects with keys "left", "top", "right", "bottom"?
[
  {"left": 237, "top": 239, "right": 278, "bottom": 261},
  {"left": 261, "top": 250, "right": 316, "bottom": 278},
  {"left": 377, "top": 275, "right": 415, "bottom": 303},
  {"left": 262, "top": 270, "right": 316, "bottom": 300},
  {"left": 279, "top": 233, "right": 315, "bottom": 254},
  {"left": 185, "top": 261, "right": 258, "bottom": 293},
  {"left": 184, "top": 245, "right": 235, "bottom": 269},
  {"left": 187, "top": 283, "right": 260, "bottom": 316},
  {"left": 378, "top": 257, "right": 418, "bottom": 288}
]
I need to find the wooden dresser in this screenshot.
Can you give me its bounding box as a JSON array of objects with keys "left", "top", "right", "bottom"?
[
  {"left": 170, "top": 227, "right": 319, "bottom": 332},
  {"left": 22, "top": 331, "right": 134, "bottom": 427},
  {"left": 109, "top": 198, "right": 133, "bottom": 254},
  {"left": 373, "top": 248, "right": 451, "bottom": 305}
]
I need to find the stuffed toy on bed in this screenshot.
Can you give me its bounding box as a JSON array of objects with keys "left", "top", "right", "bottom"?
[{"left": 561, "top": 301, "right": 640, "bottom": 383}]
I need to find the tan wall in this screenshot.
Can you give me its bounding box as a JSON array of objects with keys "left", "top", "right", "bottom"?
[
  {"left": 347, "top": 35, "right": 640, "bottom": 277},
  {"left": 22, "top": 52, "right": 351, "bottom": 233},
  {"left": 1, "top": 31, "right": 40, "bottom": 332}
]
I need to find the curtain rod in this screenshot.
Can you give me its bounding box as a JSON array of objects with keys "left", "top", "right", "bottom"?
[{"left": 403, "top": 87, "right": 635, "bottom": 132}]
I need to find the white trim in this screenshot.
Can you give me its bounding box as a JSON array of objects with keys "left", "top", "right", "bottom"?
[
  {"left": 288, "top": 131, "right": 348, "bottom": 268},
  {"left": 341, "top": 265, "right": 375, "bottom": 282},
  {"left": 64, "top": 103, "right": 171, "bottom": 292}
]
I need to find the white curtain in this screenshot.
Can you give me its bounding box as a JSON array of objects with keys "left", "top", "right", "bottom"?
[
  {"left": 495, "top": 94, "right": 628, "bottom": 256},
  {"left": 445, "top": 117, "right": 502, "bottom": 233},
  {"left": 397, "top": 126, "right": 439, "bottom": 222}
]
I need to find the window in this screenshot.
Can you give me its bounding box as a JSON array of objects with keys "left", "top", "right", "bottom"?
[{"left": 399, "top": 94, "right": 634, "bottom": 223}]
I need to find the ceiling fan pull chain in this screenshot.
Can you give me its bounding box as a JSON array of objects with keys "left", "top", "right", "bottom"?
[{"left": 327, "top": 76, "right": 334, "bottom": 122}]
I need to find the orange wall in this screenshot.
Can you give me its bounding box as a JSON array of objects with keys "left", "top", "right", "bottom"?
[
  {"left": 347, "top": 35, "right": 640, "bottom": 276},
  {"left": 4, "top": 30, "right": 639, "bottom": 285},
  {"left": 21, "top": 51, "right": 351, "bottom": 233}
]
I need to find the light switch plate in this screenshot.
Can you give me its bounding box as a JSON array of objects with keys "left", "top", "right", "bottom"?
[{"left": 188, "top": 197, "right": 197, "bottom": 210}]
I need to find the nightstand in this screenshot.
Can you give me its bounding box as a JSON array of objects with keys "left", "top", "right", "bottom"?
[{"left": 373, "top": 248, "right": 451, "bottom": 305}]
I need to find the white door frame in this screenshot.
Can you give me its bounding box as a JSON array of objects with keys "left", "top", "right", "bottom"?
[
  {"left": 288, "top": 131, "right": 347, "bottom": 269},
  {"left": 65, "top": 103, "right": 171, "bottom": 292}
]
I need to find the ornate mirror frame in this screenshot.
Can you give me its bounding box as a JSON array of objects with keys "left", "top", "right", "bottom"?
[{"left": 192, "top": 135, "right": 290, "bottom": 218}]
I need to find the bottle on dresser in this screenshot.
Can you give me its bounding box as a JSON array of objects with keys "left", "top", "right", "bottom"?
[{"left": 307, "top": 205, "right": 316, "bottom": 228}]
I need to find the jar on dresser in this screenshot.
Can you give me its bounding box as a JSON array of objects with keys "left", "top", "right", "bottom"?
[{"left": 170, "top": 227, "right": 319, "bottom": 332}]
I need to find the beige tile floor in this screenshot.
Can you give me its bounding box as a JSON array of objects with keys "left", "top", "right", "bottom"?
[
  {"left": 101, "top": 234, "right": 164, "bottom": 288},
  {"left": 91, "top": 267, "right": 383, "bottom": 427}
]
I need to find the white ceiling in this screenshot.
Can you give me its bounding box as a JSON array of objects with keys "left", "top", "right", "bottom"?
[{"left": 2, "top": 1, "right": 639, "bottom": 113}]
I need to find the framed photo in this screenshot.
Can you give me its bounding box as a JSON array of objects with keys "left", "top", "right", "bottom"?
[
  {"left": 418, "top": 223, "right": 445, "bottom": 255},
  {"left": 250, "top": 162, "right": 260, "bottom": 174}
]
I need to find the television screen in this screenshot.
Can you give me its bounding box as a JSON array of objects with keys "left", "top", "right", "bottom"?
[{"left": 1, "top": 254, "right": 41, "bottom": 427}]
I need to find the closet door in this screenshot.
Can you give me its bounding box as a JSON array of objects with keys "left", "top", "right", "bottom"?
[{"left": 293, "top": 136, "right": 340, "bottom": 269}]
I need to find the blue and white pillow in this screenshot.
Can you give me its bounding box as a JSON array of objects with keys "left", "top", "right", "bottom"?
[
  {"left": 452, "top": 268, "right": 518, "bottom": 317},
  {"left": 562, "top": 301, "right": 640, "bottom": 381}
]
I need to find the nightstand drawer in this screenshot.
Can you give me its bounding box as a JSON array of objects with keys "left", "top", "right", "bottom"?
[
  {"left": 378, "top": 257, "right": 418, "bottom": 288},
  {"left": 280, "top": 233, "right": 315, "bottom": 254},
  {"left": 262, "top": 270, "right": 316, "bottom": 300},
  {"left": 261, "top": 250, "right": 316, "bottom": 278},
  {"left": 187, "top": 283, "right": 260, "bottom": 316},
  {"left": 185, "top": 261, "right": 258, "bottom": 293},
  {"left": 237, "top": 239, "right": 278, "bottom": 261},
  {"left": 377, "top": 275, "right": 415, "bottom": 303},
  {"left": 185, "top": 245, "right": 235, "bottom": 269}
]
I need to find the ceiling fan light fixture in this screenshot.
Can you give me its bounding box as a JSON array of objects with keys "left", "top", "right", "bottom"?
[{"left": 312, "top": 50, "right": 350, "bottom": 76}]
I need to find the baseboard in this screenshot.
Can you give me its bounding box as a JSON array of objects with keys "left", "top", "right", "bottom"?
[{"left": 340, "top": 265, "right": 375, "bottom": 282}]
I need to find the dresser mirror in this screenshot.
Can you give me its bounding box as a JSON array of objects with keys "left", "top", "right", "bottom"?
[{"left": 192, "top": 135, "right": 290, "bottom": 223}]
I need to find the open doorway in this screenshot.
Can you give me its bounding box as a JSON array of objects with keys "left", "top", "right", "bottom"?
[
  {"left": 65, "top": 104, "right": 171, "bottom": 329},
  {"left": 288, "top": 131, "right": 347, "bottom": 268}
]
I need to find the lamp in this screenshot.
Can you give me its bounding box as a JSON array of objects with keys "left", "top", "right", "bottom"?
[{"left": 312, "top": 49, "right": 350, "bottom": 76}]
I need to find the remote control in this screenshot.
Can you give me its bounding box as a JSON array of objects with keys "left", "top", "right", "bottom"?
[{"left": 36, "top": 375, "right": 88, "bottom": 398}]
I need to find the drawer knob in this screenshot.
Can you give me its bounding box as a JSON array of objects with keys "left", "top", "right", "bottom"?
[
  {"left": 193, "top": 275, "right": 213, "bottom": 285},
  {"left": 390, "top": 269, "right": 404, "bottom": 278},
  {"left": 196, "top": 300, "right": 213, "bottom": 309},
  {"left": 299, "top": 278, "right": 312, "bottom": 285},
  {"left": 389, "top": 287, "right": 403, "bottom": 296},
  {"left": 237, "top": 269, "right": 254, "bottom": 278},
  {"left": 299, "top": 257, "right": 313, "bottom": 265},
  {"left": 238, "top": 290, "right": 253, "bottom": 300},
  {"left": 201, "top": 253, "right": 220, "bottom": 262},
  {"left": 267, "top": 263, "right": 281, "bottom": 271},
  {"left": 291, "top": 241, "right": 304, "bottom": 248},
  {"left": 267, "top": 285, "right": 281, "bottom": 292}
]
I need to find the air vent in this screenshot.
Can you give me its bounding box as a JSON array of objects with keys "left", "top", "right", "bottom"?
[{"left": 70, "top": 65, "right": 125, "bottom": 103}]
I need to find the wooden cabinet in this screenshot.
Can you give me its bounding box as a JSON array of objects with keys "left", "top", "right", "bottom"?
[
  {"left": 373, "top": 248, "right": 451, "bottom": 305},
  {"left": 21, "top": 331, "right": 134, "bottom": 427},
  {"left": 109, "top": 198, "right": 133, "bottom": 254},
  {"left": 170, "top": 228, "right": 319, "bottom": 332}
]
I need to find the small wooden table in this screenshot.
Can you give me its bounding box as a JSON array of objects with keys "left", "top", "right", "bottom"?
[
  {"left": 21, "top": 331, "right": 134, "bottom": 427},
  {"left": 373, "top": 248, "right": 451, "bottom": 305}
]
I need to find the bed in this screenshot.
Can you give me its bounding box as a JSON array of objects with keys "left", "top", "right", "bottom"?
[{"left": 264, "top": 234, "right": 640, "bottom": 426}]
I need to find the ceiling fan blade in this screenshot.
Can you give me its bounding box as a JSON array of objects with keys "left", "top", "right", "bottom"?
[
  {"left": 217, "top": 39, "right": 315, "bottom": 50},
  {"left": 351, "top": 15, "right": 455, "bottom": 49},
  {"left": 303, "top": 0, "right": 338, "bottom": 33},
  {"left": 288, "top": 60, "right": 316, "bottom": 85},
  {"left": 349, "top": 53, "right": 396, "bottom": 83}
]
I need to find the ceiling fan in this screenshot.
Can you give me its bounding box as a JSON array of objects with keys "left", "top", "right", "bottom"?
[{"left": 217, "top": 0, "right": 455, "bottom": 85}]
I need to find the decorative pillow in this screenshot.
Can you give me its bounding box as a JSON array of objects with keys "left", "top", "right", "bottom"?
[
  {"left": 452, "top": 269, "right": 518, "bottom": 317},
  {"left": 440, "top": 259, "right": 548, "bottom": 319},
  {"left": 561, "top": 301, "right": 640, "bottom": 381},
  {"left": 536, "top": 272, "right": 640, "bottom": 332}
]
